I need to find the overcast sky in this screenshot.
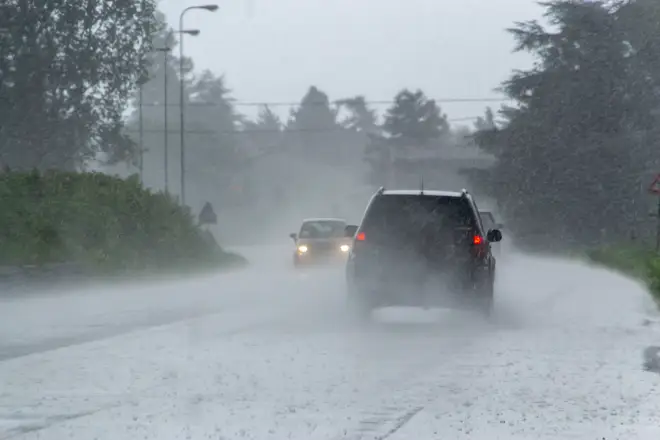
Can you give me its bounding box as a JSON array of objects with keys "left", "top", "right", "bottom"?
[{"left": 157, "top": 0, "right": 544, "bottom": 125}]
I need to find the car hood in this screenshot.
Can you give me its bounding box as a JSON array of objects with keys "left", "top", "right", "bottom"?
[{"left": 296, "top": 237, "right": 351, "bottom": 246}]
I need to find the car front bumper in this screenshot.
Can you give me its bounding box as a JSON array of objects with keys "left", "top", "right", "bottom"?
[{"left": 294, "top": 249, "right": 349, "bottom": 265}]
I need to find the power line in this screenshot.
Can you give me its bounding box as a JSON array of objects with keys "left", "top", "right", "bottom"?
[
  {"left": 127, "top": 117, "right": 482, "bottom": 135},
  {"left": 138, "top": 97, "right": 509, "bottom": 108}
]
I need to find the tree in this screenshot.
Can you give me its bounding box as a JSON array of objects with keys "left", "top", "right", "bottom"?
[
  {"left": 241, "top": 105, "right": 284, "bottom": 155},
  {"left": 186, "top": 71, "right": 245, "bottom": 207},
  {"left": 115, "top": 10, "right": 193, "bottom": 196},
  {"left": 363, "top": 89, "right": 451, "bottom": 186},
  {"left": 336, "top": 95, "right": 381, "bottom": 184},
  {"left": 285, "top": 86, "right": 346, "bottom": 164},
  {"left": 337, "top": 96, "right": 379, "bottom": 134},
  {"left": 288, "top": 86, "right": 338, "bottom": 132},
  {"left": 0, "top": 0, "right": 158, "bottom": 170},
  {"left": 468, "top": 0, "right": 660, "bottom": 249},
  {"left": 382, "top": 89, "right": 449, "bottom": 146},
  {"left": 117, "top": 24, "right": 245, "bottom": 211},
  {"left": 255, "top": 105, "right": 282, "bottom": 132},
  {"left": 473, "top": 107, "right": 496, "bottom": 132}
]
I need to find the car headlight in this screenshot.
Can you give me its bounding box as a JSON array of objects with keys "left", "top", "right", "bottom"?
[
  {"left": 297, "top": 245, "right": 308, "bottom": 253},
  {"left": 340, "top": 244, "right": 350, "bottom": 252}
]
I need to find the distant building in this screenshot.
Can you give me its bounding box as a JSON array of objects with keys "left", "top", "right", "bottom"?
[{"left": 368, "top": 142, "right": 496, "bottom": 197}]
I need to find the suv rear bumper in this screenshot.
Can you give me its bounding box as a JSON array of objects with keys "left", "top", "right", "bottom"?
[
  {"left": 347, "top": 262, "right": 493, "bottom": 309},
  {"left": 350, "top": 280, "right": 490, "bottom": 308}
]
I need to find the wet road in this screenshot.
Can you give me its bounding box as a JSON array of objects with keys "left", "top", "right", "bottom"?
[{"left": 0, "top": 246, "right": 658, "bottom": 439}]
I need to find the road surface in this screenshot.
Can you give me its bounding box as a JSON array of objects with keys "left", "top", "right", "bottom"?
[{"left": 0, "top": 245, "right": 659, "bottom": 439}]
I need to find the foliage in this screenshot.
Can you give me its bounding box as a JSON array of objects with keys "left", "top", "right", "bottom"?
[
  {"left": 288, "top": 86, "right": 339, "bottom": 132},
  {"left": 365, "top": 88, "right": 451, "bottom": 186},
  {"left": 242, "top": 105, "right": 284, "bottom": 158},
  {"left": 0, "top": 0, "right": 158, "bottom": 170},
  {"left": 0, "top": 170, "right": 244, "bottom": 271},
  {"left": 382, "top": 89, "right": 449, "bottom": 145},
  {"left": 336, "top": 96, "right": 380, "bottom": 134},
  {"left": 285, "top": 86, "right": 349, "bottom": 164},
  {"left": 244, "top": 105, "right": 282, "bottom": 134},
  {"left": 116, "top": 10, "right": 185, "bottom": 168},
  {"left": 186, "top": 71, "right": 247, "bottom": 205},
  {"left": 467, "top": 0, "right": 660, "bottom": 250},
  {"left": 473, "top": 107, "right": 496, "bottom": 132},
  {"left": 119, "top": 14, "right": 246, "bottom": 210}
]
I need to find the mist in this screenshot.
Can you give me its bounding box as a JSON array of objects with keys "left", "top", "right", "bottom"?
[{"left": 3, "top": 0, "right": 660, "bottom": 438}]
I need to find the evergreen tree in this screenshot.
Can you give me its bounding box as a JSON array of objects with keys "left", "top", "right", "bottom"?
[
  {"left": 473, "top": 107, "right": 496, "bottom": 132},
  {"left": 285, "top": 86, "right": 346, "bottom": 164},
  {"left": 337, "top": 96, "right": 379, "bottom": 134},
  {"left": 468, "top": 0, "right": 660, "bottom": 249},
  {"left": 382, "top": 89, "right": 449, "bottom": 146}
]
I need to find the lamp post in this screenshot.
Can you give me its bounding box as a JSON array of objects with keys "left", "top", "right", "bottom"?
[
  {"left": 138, "top": 82, "right": 144, "bottom": 182},
  {"left": 178, "top": 4, "right": 218, "bottom": 206},
  {"left": 0, "top": 5, "right": 10, "bottom": 35},
  {"left": 154, "top": 46, "right": 171, "bottom": 192}
]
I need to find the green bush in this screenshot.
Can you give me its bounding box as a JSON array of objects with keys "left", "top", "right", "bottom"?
[
  {"left": 585, "top": 245, "right": 660, "bottom": 303},
  {"left": 0, "top": 170, "right": 245, "bottom": 272}
]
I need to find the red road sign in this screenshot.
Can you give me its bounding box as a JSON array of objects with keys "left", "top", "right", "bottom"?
[{"left": 649, "top": 174, "right": 660, "bottom": 194}]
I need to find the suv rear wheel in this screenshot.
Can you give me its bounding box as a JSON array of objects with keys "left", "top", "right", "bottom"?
[{"left": 474, "top": 277, "right": 495, "bottom": 319}]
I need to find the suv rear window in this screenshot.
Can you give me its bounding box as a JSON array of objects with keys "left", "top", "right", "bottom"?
[{"left": 360, "top": 195, "right": 476, "bottom": 246}]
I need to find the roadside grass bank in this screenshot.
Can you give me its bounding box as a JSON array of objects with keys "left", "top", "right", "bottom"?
[{"left": 0, "top": 170, "right": 246, "bottom": 289}]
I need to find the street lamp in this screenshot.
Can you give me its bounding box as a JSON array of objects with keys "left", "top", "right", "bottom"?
[
  {"left": 0, "top": 5, "right": 10, "bottom": 35},
  {"left": 179, "top": 4, "right": 219, "bottom": 206},
  {"left": 154, "top": 46, "right": 171, "bottom": 193},
  {"left": 138, "top": 77, "right": 145, "bottom": 183}
]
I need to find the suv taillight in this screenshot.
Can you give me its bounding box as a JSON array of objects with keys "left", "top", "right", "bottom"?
[{"left": 472, "top": 234, "right": 488, "bottom": 259}]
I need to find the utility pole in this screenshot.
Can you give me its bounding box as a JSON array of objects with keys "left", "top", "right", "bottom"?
[
  {"left": 138, "top": 8, "right": 149, "bottom": 185},
  {"left": 656, "top": 196, "right": 660, "bottom": 252},
  {"left": 178, "top": 29, "right": 185, "bottom": 204},
  {"left": 164, "top": 50, "right": 169, "bottom": 193},
  {"left": 156, "top": 47, "right": 171, "bottom": 193},
  {"left": 0, "top": 5, "right": 10, "bottom": 35},
  {"left": 179, "top": 4, "right": 218, "bottom": 205},
  {"left": 647, "top": 174, "right": 660, "bottom": 251},
  {"left": 138, "top": 83, "right": 144, "bottom": 182}
]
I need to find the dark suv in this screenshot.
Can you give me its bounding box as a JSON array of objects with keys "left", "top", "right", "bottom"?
[{"left": 344, "top": 188, "right": 502, "bottom": 321}]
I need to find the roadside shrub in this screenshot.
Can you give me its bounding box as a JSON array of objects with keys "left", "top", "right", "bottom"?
[{"left": 0, "top": 170, "right": 244, "bottom": 272}]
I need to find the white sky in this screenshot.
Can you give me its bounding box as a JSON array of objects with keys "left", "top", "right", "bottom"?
[{"left": 157, "top": 0, "right": 544, "bottom": 124}]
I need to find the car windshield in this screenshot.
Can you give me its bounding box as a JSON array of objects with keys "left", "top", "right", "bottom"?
[
  {"left": 360, "top": 195, "right": 476, "bottom": 246},
  {"left": 299, "top": 220, "right": 346, "bottom": 239}
]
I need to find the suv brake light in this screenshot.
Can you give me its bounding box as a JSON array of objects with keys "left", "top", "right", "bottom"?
[
  {"left": 472, "top": 234, "right": 487, "bottom": 260},
  {"left": 356, "top": 231, "right": 366, "bottom": 241}
]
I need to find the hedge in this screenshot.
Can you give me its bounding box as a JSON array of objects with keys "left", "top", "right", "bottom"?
[
  {"left": 585, "top": 246, "right": 660, "bottom": 304},
  {"left": 0, "top": 170, "right": 245, "bottom": 273}
]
